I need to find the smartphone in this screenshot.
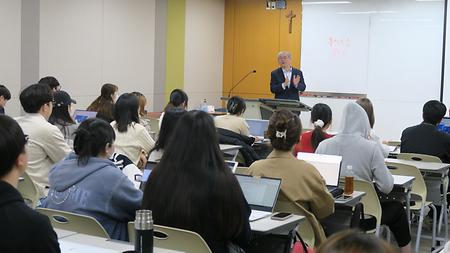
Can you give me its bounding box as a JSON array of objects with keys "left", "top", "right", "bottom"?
[{"left": 271, "top": 212, "right": 293, "bottom": 221}]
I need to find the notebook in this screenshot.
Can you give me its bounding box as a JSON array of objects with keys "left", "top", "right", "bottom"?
[
  {"left": 235, "top": 174, "right": 282, "bottom": 221},
  {"left": 297, "top": 152, "right": 343, "bottom": 197},
  {"left": 246, "top": 119, "right": 269, "bottom": 139},
  {"left": 226, "top": 160, "right": 238, "bottom": 173},
  {"left": 73, "top": 110, "right": 97, "bottom": 124}
]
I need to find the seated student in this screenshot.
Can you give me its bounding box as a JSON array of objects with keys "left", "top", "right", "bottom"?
[
  {"left": 294, "top": 103, "right": 333, "bottom": 155},
  {"left": 132, "top": 91, "right": 152, "bottom": 134},
  {"left": 401, "top": 100, "right": 450, "bottom": 163},
  {"left": 0, "top": 115, "right": 60, "bottom": 253},
  {"left": 248, "top": 109, "right": 334, "bottom": 240},
  {"left": 142, "top": 111, "right": 251, "bottom": 253},
  {"left": 316, "top": 230, "right": 395, "bottom": 253},
  {"left": 0, "top": 84, "right": 11, "bottom": 115},
  {"left": 316, "top": 102, "right": 411, "bottom": 253},
  {"left": 39, "top": 76, "right": 61, "bottom": 92},
  {"left": 42, "top": 118, "right": 142, "bottom": 241},
  {"left": 159, "top": 89, "right": 188, "bottom": 127},
  {"left": 87, "top": 83, "right": 118, "bottom": 123},
  {"left": 214, "top": 96, "right": 250, "bottom": 136},
  {"left": 16, "top": 84, "right": 71, "bottom": 197},
  {"left": 49, "top": 90, "right": 78, "bottom": 145},
  {"left": 356, "top": 98, "right": 390, "bottom": 158},
  {"left": 148, "top": 108, "right": 186, "bottom": 163},
  {"left": 111, "top": 93, "right": 155, "bottom": 166}
]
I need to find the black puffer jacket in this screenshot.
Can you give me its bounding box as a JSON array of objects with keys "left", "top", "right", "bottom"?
[{"left": 217, "top": 128, "right": 260, "bottom": 166}]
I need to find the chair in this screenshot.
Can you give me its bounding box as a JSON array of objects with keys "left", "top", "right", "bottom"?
[
  {"left": 398, "top": 153, "right": 442, "bottom": 163},
  {"left": 234, "top": 166, "right": 250, "bottom": 175},
  {"left": 274, "top": 197, "right": 326, "bottom": 248},
  {"left": 17, "top": 172, "right": 40, "bottom": 208},
  {"left": 36, "top": 207, "right": 110, "bottom": 238},
  {"left": 128, "top": 222, "right": 212, "bottom": 253},
  {"left": 353, "top": 179, "right": 382, "bottom": 236},
  {"left": 387, "top": 162, "right": 437, "bottom": 252}
]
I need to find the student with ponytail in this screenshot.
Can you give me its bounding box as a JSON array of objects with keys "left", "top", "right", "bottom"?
[
  {"left": 294, "top": 103, "right": 333, "bottom": 155},
  {"left": 249, "top": 109, "right": 334, "bottom": 243},
  {"left": 42, "top": 118, "right": 142, "bottom": 241}
]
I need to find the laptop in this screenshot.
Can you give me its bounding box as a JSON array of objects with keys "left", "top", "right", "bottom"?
[
  {"left": 246, "top": 119, "right": 269, "bottom": 139},
  {"left": 235, "top": 174, "right": 282, "bottom": 221},
  {"left": 226, "top": 160, "right": 238, "bottom": 173},
  {"left": 73, "top": 110, "right": 97, "bottom": 124},
  {"left": 297, "top": 152, "right": 343, "bottom": 198},
  {"left": 139, "top": 162, "right": 156, "bottom": 191}
]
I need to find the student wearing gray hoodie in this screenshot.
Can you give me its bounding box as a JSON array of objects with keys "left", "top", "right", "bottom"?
[{"left": 42, "top": 118, "right": 142, "bottom": 241}]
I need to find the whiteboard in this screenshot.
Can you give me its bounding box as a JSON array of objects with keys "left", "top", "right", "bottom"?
[{"left": 301, "top": 0, "right": 445, "bottom": 140}]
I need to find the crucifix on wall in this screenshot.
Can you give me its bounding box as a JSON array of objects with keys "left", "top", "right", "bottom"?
[{"left": 285, "top": 10, "right": 296, "bottom": 34}]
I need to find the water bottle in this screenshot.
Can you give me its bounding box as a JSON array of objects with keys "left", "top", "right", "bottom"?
[
  {"left": 200, "top": 98, "right": 208, "bottom": 112},
  {"left": 134, "top": 210, "right": 153, "bottom": 253}
]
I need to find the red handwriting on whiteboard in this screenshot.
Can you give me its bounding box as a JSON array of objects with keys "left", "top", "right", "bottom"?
[{"left": 328, "top": 36, "right": 351, "bottom": 57}]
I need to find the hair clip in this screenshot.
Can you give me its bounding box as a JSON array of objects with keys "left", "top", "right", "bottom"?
[
  {"left": 313, "top": 119, "right": 325, "bottom": 128},
  {"left": 276, "top": 130, "right": 287, "bottom": 139}
]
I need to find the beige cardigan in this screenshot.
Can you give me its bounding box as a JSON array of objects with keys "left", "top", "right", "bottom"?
[{"left": 248, "top": 150, "right": 334, "bottom": 245}]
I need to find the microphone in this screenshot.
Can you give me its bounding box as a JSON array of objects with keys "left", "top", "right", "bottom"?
[{"left": 228, "top": 70, "right": 256, "bottom": 97}]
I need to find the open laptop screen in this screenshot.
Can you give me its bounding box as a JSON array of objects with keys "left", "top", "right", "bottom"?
[
  {"left": 73, "top": 110, "right": 97, "bottom": 124},
  {"left": 235, "top": 174, "right": 281, "bottom": 212},
  {"left": 297, "top": 152, "right": 342, "bottom": 187},
  {"left": 246, "top": 119, "right": 269, "bottom": 137}
]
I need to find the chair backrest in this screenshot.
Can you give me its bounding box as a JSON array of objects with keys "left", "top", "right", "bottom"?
[
  {"left": 398, "top": 153, "right": 442, "bottom": 163},
  {"left": 128, "top": 222, "right": 212, "bottom": 253},
  {"left": 386, "top": 162, "right": 426, "bottom": 202},
  {"left": 36, "top": 207, "right": 110, "bottom": 238},
  {"left": 274, "top": 198, "right": 326, "bottom": 248},
  {"left": 234, "top": 166, "right": 250, "bottom": 175},
  {"left": 353, "top": 179, "right": 382, "bottom": 235},
  {"left": 17, "top": 172, "right": 40, "bottom": 208}
]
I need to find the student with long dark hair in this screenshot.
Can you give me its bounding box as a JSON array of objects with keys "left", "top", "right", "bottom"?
[
  {"left": 49, "top": 91, "right": 78, "bottom": 144},
  {"left": 42, "top": 118, "right": 142, "bottom": 241},
  {"left": 87, "top": 83, "right": 118, "bottom": 122},
  {"left": 294, "top": 103, "right": 333, "bottom": 154},
  {"left": 214, "top": 96, "right": 250, "bottom": 136},
  {"left": 148, "top": 108, "right": 186, "bottom": 162},
  {"left": 142, "top": 111, "right": 251, "bottom": 253},
  {"left": 0, "top": 115, "right": 60, "bottom": 253},
  {"left": 249, "top": 109, "right": 334, "bottom": 246},
  {"left": 111, "top": 93, "right": 155, "bottom": 166}
]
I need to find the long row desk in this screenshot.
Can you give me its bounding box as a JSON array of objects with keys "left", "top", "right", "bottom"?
[
  {"left": 386, "top": 158, "right": 450, "bottom": 251},
  {"left": 55, "top": 214, "right": 305, "bottom": 253}
]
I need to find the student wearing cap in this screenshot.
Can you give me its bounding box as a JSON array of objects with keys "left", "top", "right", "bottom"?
[{"left": 49, "top": 90, "right": 78, "bottom": 145}]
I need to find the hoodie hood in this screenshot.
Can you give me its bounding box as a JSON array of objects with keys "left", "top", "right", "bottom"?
[
  {"left": 339, "top": 102, "right": 371, "bottom": 139},
  {"left": 49, "top": 152, "right": 116, "bottom": 191}
]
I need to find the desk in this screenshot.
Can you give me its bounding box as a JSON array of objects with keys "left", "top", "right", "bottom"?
[
  {"left": 55, "top": 228, "right": 77, "bottom": 239},
  {"left": 60, "top": 233, "right": 184, "bottom": 253},
  {"left": 250, "top": 214, "right": 304, "bottom": 234},
  {"left": 334, "top": 191, "right": 366, "bottom": 206},
  {"left": 219, "top": 144, "right": 242, "bottom": 161},
  {"left": 386, "top": 158, "right": 450, "bottom": 247}
]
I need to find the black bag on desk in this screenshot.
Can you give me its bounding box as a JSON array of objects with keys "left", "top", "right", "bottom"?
[{"left": 247, "top": 229, "right": 295, "bottom": 253}]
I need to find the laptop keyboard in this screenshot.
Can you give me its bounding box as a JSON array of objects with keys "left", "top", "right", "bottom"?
[{"left": 327, "top": 186, "right": 344, "bottom": 198}]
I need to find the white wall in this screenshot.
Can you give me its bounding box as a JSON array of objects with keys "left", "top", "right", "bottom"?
[
  {"left": 39, "top": 0, "right": 156, "bottom": 111},
  {"left": 0, "top": 0, "right": 21, "bottom": 116},
  {"left": 184, "top": 0, "right": 224, "bottom": 110}
]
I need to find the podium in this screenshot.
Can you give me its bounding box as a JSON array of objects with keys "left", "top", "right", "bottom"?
[
  {"left": 220, "top": 97, "right": 311, "bottom": 120},
  {"left": 259, "top": 98, "right": 312, "bottom": 120}
]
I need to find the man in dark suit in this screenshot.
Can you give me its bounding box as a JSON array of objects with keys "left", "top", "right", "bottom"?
[
  {"left": 270, "top": 51, "right": 306, "bottom": 100},
  {"left": 401, "top": 100, "right": 450, "bottom": 163}
]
